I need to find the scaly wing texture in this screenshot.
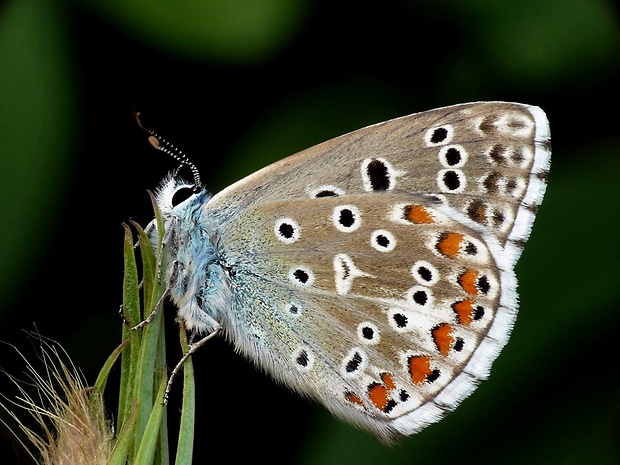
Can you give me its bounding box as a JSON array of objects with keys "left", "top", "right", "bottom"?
[{"left": 203, "top": 102, "right": 550, "bottom": 441}]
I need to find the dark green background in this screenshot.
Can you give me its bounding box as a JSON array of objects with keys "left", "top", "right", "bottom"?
[{"left": 1, "top": 0, "right": 619, "bottom": 463}]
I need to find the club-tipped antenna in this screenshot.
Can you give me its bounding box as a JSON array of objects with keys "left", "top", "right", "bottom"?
[{"left": 134, "top": 112, "right": 202, "bottom": 187}]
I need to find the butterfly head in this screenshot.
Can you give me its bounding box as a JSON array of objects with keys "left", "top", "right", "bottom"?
[{"left": 154, "top": 172, "right": 209, "bottom": 216}]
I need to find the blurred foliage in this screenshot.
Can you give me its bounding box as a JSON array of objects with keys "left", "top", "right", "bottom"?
[
  {"left": 0, "top": 0, "right": 77, "bottom": 310},
  {"left": 82, "top": 0, "right": 312, "bottom": 62},
  {"left": 436, "top": 0, "right": 619, "bottom": 86},
  {"left": 1, "top": 0, "right": 619, "bottom": 464}
]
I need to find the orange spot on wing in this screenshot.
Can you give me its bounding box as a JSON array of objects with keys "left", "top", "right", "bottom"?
[
  {"left": 345, "top": 392, "right": 365, "bottom": 408},
  {"left": 368, "top": 383, "right": 390, "bottom": 411},
  {"left": 432, "top": 323, "right": 454, "bottom": 356},
  {"left": 408, "top": 356, "right": 432, "bottom": 384},
  {"left": 459, "top": 269, "right": 479, "bottom": 295},
  {"left": 406, "top": 205, "right": 434, "bottom": 224},
  {"left": 380, "top": 373, "right": 396, "bottom": 390},
  {"left": 437, "top": 232, "right": 463, "bottom": 257},
  {"left": 453, "top": 299, "right": 475, "bottom": 325}
]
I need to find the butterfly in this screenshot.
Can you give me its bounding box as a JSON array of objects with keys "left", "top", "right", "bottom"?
[{"left": 138, "top": 102, "right": 550, "bottom": 443}]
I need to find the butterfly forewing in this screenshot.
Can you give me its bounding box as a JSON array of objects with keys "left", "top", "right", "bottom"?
[{"left": 208, "top": 102, "right": 549, "bottom": 248}]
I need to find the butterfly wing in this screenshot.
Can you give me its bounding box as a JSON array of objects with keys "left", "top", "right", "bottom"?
[
  {"left": 209, "top": 102, "right": 550, "bottom": 255},
  {"left": 199, "top": 102, "right": 550, "bottom": 441},
  {"left": 215, "top": 191, "right": 516, "bottom": 441}
]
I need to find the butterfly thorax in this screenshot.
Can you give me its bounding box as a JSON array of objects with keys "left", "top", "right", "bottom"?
[{"left": 154, "top": 175, "right": 232, "bottom": 334}]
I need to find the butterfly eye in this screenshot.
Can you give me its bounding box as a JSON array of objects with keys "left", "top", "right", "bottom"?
[{"left": 171, "top": 186, "right": 196, "bottom": 207}]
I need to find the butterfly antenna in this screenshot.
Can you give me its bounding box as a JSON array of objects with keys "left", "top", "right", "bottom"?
[{"left": 134, "top": 112, "right": 202, "bottom": 187}]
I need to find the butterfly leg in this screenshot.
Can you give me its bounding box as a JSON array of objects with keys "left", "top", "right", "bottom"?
[
  {"left": 119, "top": 220, "right": 159, "bottom": 327},
  {"left": 127, "top": 258, "right": 182, "bottom": 330},
  {"left": 164, "top": 320, "right": 222, "bottom": 404},
  {"left": 118, "top": 304, "right": 130, "bottom": 325},
  {"left": 118, "top": 281, "right": 147, "bottom": 327},
  {"left": 128, "top": 287, "right": 170, "bottom": 331}
]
